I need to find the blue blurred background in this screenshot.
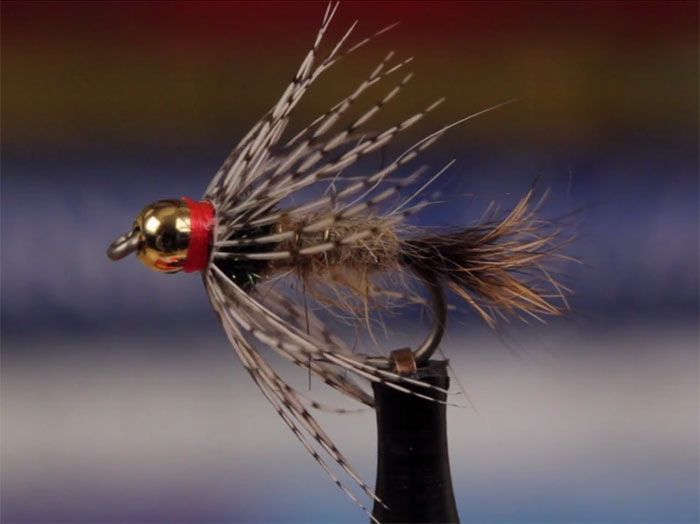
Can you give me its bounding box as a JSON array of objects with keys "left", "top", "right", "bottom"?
[{"left": 2, "top": 1, "right": 698, "bottom": 522}]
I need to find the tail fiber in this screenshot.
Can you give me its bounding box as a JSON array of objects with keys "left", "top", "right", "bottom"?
[{"left": 402, "top": 190, "right": 571, "bottom": 326}]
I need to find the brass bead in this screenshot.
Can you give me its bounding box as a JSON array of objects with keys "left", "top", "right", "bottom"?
[{"left": 134, "top": 199, "right": 192, "bottom": 273}]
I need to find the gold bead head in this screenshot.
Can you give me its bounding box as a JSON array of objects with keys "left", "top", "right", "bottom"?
[
  {"left": 135, "top": 199, "right": 192, "bottom": 272},
  {"left": 107, "top": 199, "right": 192, "bottom": 273}
]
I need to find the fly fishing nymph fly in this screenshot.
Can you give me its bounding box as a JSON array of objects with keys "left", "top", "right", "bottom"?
[{"left": 107, "top": 3, "right": 570, "bottom": 519}]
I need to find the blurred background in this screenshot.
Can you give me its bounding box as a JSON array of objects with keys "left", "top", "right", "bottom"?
[{"left": 1, "top": 1, "right": 697, "bottom": 522}]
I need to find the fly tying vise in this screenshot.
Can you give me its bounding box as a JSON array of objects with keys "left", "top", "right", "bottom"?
[{"left": 107, "top": 3, "right": 570, "bottom": 519}]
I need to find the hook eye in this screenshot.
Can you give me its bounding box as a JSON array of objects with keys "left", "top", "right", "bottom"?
[{"left": 107, "top": 229, "right": 141, "bottom": 261}]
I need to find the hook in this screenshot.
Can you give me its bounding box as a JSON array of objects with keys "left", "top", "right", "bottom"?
[
  {"left": 107, "top": 229, "right": 140, "bottom": 261},
  {"left": 365, "top": 265, "right": 446, "bottom": 374}
]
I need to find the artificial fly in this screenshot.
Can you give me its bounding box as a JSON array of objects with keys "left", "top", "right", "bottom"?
[{"left": 107, "top": 3, "right": 570, "bottom": 520}]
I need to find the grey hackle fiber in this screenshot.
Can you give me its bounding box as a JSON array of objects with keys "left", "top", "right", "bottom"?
[{"left": 200, "top": 3, "right": 569, "bottom": 520}]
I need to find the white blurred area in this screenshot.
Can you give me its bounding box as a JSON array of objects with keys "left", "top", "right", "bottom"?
[{"left": 2, "top": 325, "right": 698, "bottom": 523}]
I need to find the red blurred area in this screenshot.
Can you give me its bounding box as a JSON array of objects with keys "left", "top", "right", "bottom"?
[{"left": 3, "top": 0, "right": 697, "bottom": 50}]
